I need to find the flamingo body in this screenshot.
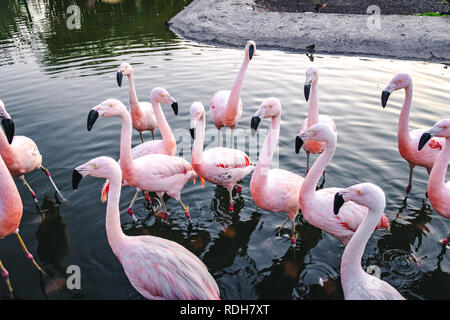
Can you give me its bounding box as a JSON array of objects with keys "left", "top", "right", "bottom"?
[
  {"left": 1, "top": 136, "right": 41, "bottom": 177},
  {"left": 210, "top": 90, "right": 243, "bottom": 130}
]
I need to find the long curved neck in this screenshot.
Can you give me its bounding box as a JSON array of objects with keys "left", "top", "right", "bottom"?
[
  {"left": 105, "top": 169, "right": 126, "bottom": 254},
  {"left": 192, "top": 113, "right": 205, "bottom": 166},
  {"left": 429, "top": 137, "right": 450, "bottom": 193},
  {"left": 398, "top": 85, "right": 413, "bottom": 147},
  {"left": 0, "top": 153, "right": 22, "bottom": 223},
  {"left": 308, "top": 80, "right": 319, "bottom": 127},
  {"left": 301, "top": 138, "right": 336, "bottom": 199},
  {"left": 253, "top": 114, "right": 280, "bottom": 183},
  {"left": 151, "top": 98, "right": 175, "bottom": 147},
  {"left": 341, "top": 206, "right": 382, "bottom": 278},
  {"left": 127, "top": 73, "right": 139, "bottom": 108},
  {"left": 225, "top": 56, "right": 249, "bottom": 120},
  {"left": 119, "top": 111, "right": 135, "bottom": 177}
]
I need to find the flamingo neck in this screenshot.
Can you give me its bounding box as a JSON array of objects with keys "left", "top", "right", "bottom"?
[
  {"left": 225, "top": 57, "right": 249, "bottom": 123},
  {"left": 127, "top": 73, "right": 140, "bottom": 108},
  {"left": 151, "top": 98, "right": 175, "bottom": 149},
  {"left": 192, "top": 113, "right": 205, "bottom": 166},
  {"left": 428, "top": 137, "right": 450, "bottom": 194},
  {"left": 307, "top": 80, "right": 319, "bottom": 127},
  {"left": 0, "top": 154, "right": 22, "bottom": 237},
  {"left": 253, "top": 114, "right": 280, "bottom": 183},
  {"left": 341, "top": 206, "right": 382, "bottom": 280},
  {"left": 300, "top": 137, "right": 336, "bottom": 199},
  {"left": 105, "top": 170, "right": 126, "bottom": 254},
  {"left": 398, "top": 85, "right": 413, "bottom": 148},
  {"left": 119, "top": 111, "right": 135, "bottom": 178}
]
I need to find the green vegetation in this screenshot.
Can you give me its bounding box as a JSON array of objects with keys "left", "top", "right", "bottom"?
[{"left": 414, "top": 12, "right": 450, "bottom": 16}]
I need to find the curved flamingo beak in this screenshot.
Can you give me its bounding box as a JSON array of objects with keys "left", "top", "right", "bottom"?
[
  {"left": 171, "top": 102, "right": 178, "bottom": 116},
  {"left": 72, "top": 169, "right": 83, "bottom": 190},
  {"left": 295, "top": 136, "right": 304, "bottom": 154},
  {"left": 0, "top": 116, "right": 15, "bottom": 144},
  {"left": 87, "top": 109, "right": 99, "bottom": 131},
  {"left": 250, "top": 116, "right": 261, "bottom": 132},
  {"left": 333, "top": 192, "right": 345, "bottom": 215},
  {"left": 418, "top": 132, "right": 432, "bottom": 151},
  {"left": 249, "top": 43, "right": 255, "bottom": 60},
  {"left": 304, "top": 83, "right": 311, "bottom": 101},
  {"left": 116, "top": 71, "right": 123, "bottom": 87},
  {"left": 381, "top": 90, "right": 390, "bottom": 108}
]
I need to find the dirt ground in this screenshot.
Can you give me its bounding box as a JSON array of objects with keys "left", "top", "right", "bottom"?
[{"left": 255, "top": 0, "right": 449, "bottom": 15}]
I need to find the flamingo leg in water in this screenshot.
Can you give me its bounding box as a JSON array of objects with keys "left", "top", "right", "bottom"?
[
  {"left": 291, "top": 220, "right": 297, "bottom": 246},
  {"left": 306, "top": 151, "right": 310, "bottom": 174},
  {"left": 126, "top": 189, "right": 139, "bottom": 222},
  {"left": 441, "top": 236, "right": 450, "bottom": 249},
  {"left": 151, "top": 130, "right": 155, "bottom": 140},
  {"left": 178, "top": 200, "right": 191, "bottom": 221},
  {"left": 406, "top": 162, "right": 415, "bottom": 194},
  {"left": 230, "top": 129, "right": 234, "bottom": 149},
  {"left": 157, "top": 194, "right": 168, "bottom": 220},
  {"left": 40, "top": 166, "right": 67, "bottom": 201},
  {"left": 228, "top": 189, "right": 234, "bottom": 212},
  {"left": 21, "top": 176, "right": 38, "bottom": 204},
  {"left": 0, "top": 259, "right": 13, "bottom": 299},
  {"left": 139, "top": 132, "right": 145, "bottom": 143},
  {"left": 217, "top": 128, "right": 221, "bottom": 147},
  {"left": 14, "top": 231, "right": 48, "bottom": 277}
]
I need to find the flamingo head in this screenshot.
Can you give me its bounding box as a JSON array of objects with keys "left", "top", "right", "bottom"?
[
  {"left": 150, "top": 87, "right": 178, "bottom": 115},
  {"left": 245, "top": 40, "right": 256, "bottom": 61},
  {"left": 334, "top": 183, "right": 386, "bottom": 216},
  {"left": 0, "top": 100, "right": 14, "bottom": 144},
  {"left": 189, "top": 101, "right": 205, "bottom": 140},
  {"left": 72, "top": 156, "right": 121, "bottom": 190},
  {"left": 250, "top": 97, "right": 281, "bottom": 133},
  {"left": 296, "top": 122, "right": 335, "bottom": 154},
  {"left": 381, "top": 73, "right": 412, "bottom": 108},
  {"left": 87, "top": 98, "right": 126, "bottom": 131},
  {"left": 418, "top": 119, "right": 450, "bottom": 151},
  {"left": 116, "top": 62, "right": 133, "bottom": 87},
  {"left": 304, "top": 66, "right": 319, "bottom": 101}
]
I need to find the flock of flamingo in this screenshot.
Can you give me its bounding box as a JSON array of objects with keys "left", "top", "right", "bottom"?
[{"left": 0, "top": 40, "right": 448, "bottom": 300}]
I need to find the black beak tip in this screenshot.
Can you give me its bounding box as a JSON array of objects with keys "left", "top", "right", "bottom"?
[
  {"left": 249, "top": 44, "right": 255, "bottom": 60},
  {"left": 381, "top": 91, "right": 390, "bottom": 108},
  {"left": 295, "top": 136, "right": 304, "bottom": 154},
  {"left": 304, "top": 84, "right": 311, "bottom": 102},
  {"left": 116, "top": 72, "right": 123, "bottom": 87},
  {"left": 250, "top": 116, "right": 261, "bottom": 132},
  {"left": 333, "top": 193, "right": 345, "bottom": 215},
  {"left": 418, "top": 132, "right": 432, "bottom": 151},
  {"left": 72, "top": 170, "right": 83, "bottom": 190},
  {"left": 171, "top": 102, "right": 178, "bottom": 116},
  {"left": 190, "top": 128, "right": 195, "bottom": 140},
  {"left": 1, "top": 118, "right": 15, "bottom": 145},
  {"left": 87, "top": 110, "right": 99, "bottom": 132}
]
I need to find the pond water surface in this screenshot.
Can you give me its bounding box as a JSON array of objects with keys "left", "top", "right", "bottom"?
[{"left": 0, "top": 0, "right": 449, "bottom": 300}]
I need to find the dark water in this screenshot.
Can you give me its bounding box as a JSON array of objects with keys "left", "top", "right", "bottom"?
[{"left": 0, "top": 0, "right": 449, "bottom": 300}]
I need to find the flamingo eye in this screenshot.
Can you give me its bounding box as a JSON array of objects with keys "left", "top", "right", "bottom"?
[
  {"left": 356, "top": 190, "right": 363, "bottom": 195},
  {"left": 92, "top": 164, "right": 99, "bottom": 169}
]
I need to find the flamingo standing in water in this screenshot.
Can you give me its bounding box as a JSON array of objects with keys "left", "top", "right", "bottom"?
[
  {"left": 0, "top": 126, "right": 47, "bottom": 299},
  {"left": 72, "top": 156, "right": 220, "bottom": 299},
  {"left": 96, "top": 87, "right": 178, "bottom": 221},
  {"left": 381, "top": 73, "right": 445, "bottom": 194},
  {"left": 117, "top": 62, "right": 158, "bottom": 142},
  {"left": 250, "top": 98, "right": 304, "bottom": 245},
  {"left": 0, "top": 100, "right": 66, "bottom": 204},
  {"left": 210, "top": 40, "right": 255, "bottom": 148},
  {"left": 189, "top": 102, "right": 254, "bottom": 212},
  {"left": 418, "top": 119, "right": 450, "bottom": 246},
  {"left": 334, "top": 183, "right": 405, "bottom": 300},
  {"left": 300, "top": 66, "right": 336, "bottom": 173},
  {"left": 87, "top": 95, "right": 195, "bottom": 221},
  {"left": 295, "top": 123, "right": 390, "bottom": 244}
]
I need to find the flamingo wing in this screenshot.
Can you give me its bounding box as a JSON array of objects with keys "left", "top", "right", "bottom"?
[{"left": 203, "top": 147, "right": 251, "bottom": 169}]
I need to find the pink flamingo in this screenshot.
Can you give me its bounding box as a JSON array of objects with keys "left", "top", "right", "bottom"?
[
  {"left": 250, "top": 97, "right": 304, "bottom": 245},
  {"left": 334, "top": 183, "right": 405, "bottom": 300},
  {"left": 381, "top": 73, "right": 446, "bottom": 194},
  {"left": 300, "top": 66, "right": 336, "bottom": 173},
  {"left": 189, "top": 102, "right": 254, "bottom": 212},
  {"left": 0, "top": 100, "right": 66, "bottom": 204},
  {"left": 117, "top": 62, "right": 158, "bottom": 142},
  {"left": 0, "top": 129, "right": 47, "bottom": 299},
  {"left": 72, "top": 156, "right": 220, "bottom": 299},
  {"left": 210, "top": 40, "right": 255, "bottom": 148},
  {"left": 418, "top": 119, "right": 450, "bottom": 247},
  {"left": 295, "top": 123, "right": 390, "bottom": 245},
  {"left": 95, "top": 87, "right": 178, "bottom": 221},
  {"left": 87, "top": 96, "right": 194, "bottom": 221}
]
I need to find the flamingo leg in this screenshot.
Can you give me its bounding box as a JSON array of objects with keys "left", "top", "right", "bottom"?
[
  {"left": 151, "top": 130, "right": 155, "bottom": 140},
  {"left": 139, "top": 132, "right": 145, "bottom": 143},
  {"left": 228, "top": 189, "right": 234, "bottom": 212},
  {"left": 178, "top": 200, "right": 191, "bottom": 221},
  {"left": 14, "top": 231, "right": 48, "bottom": 277},
  {"left": 217, "top": 128, "right": 221, "bottom": 147},
  {"left": 230, "top": 129, "right": 234, "bottom": 149},
  {"left": 126, "top": 189, "right": 139, "bottom": 222},
  {"left": 406, "top": 163, "right": 415, "bottom": 194},
  {"left": 440, "top": 236, "right": 450, "bottom": 249},
  {"left": 21, "top": 176, "right": 38, "bottom": 203},
  {"left": 157, "top": 194, "right": 168, "bottom": 220},
  {"left": 279, "top": 217, "right": 289, "bottom": 231},
  {"left": 291, "top": 220, "right": 297, "bottom": 246},
  {"left": 306, "top": 151, "right": 310, "bottom": 174},
  {"left": 0, "top": 259, "right": 14, "bottom": 299},
  {"left": 40, "top": 166, "right": 67, "bottom": 202}
]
